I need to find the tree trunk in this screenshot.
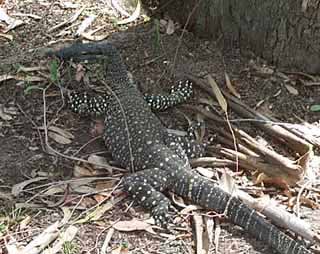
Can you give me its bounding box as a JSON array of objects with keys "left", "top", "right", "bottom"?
[{"left": 159, "top": 0, "right": 320, "bottom": 74}]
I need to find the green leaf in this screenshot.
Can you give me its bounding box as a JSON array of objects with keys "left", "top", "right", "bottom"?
[
  {"left": 24, "top": 85, "right": 43, "bottom": 94},
  {"left": 49, "top": 59, "right": 59, "bottom": 83},
  {"left": 310, "top": 104, "right": 320, "bottom": 112}
]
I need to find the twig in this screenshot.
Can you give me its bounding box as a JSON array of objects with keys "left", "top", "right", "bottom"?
[
  {"left": 72, "top": 135, "right": 102, "bottom": 156},
  {"left": 100, "top": 227, "right": 115, "bottom": 254},
  {"left": 190, "top": 157, "right": 236, "bottom": 168},
  {"left": 171, "top": 0, "right": 203, "bottom": 75},
  {"left": 16, "top": 103, "right": 45, "bottom": 152},
  {"left": 101, "top": 80, "right": 135, "bottom": 172},
  {"left": 237, "top": 189, "right": 317, "bottom": 243},
  {"left": 40, "top": 86, "right": 125, "bottom": 172}
]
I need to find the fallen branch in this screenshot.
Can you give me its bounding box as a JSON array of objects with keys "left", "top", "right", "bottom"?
[
  {"left": 237, "top": 189, "right": 319, "bottom": 244},
  {"left": 185, "top": 75, "right": 315, "bottom": 184}
]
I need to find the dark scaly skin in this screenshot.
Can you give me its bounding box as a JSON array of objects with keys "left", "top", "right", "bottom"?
[
  {"left": 143, "top": 79, "right": 193, "bottom": 111},
  {"left": 67, "top": 80, "right": 193, "bottom": 115},
  {"left": 49, "top": 42, "right": 311, "bottom": 254}
]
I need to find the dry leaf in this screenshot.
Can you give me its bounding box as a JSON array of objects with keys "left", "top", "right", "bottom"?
[
  {"left": 48, "top": 131, "right": 72, "bottom": 144},
  {"left": 285, "top": 84, "right": 299, "bottom": 95},
  {"left": 42, "top": 225, "right": 78, "bottom": 254},
  {"left": 15, "top": 202, "right": 43, "bottom": 209},
  {"left": 95, "top": 180, "right": 117, "bottom": 191},
  {"left": 6, "top": 236, "right": 24, "bottom": 254},
  {"left": 48, "top": 7, "right": 85, "bottom": 33},
  {"left": 180, "top": 205, "right": 199, "bottom": 215},
  {"left": 0, "top": 104, "right": 18, "bottom": 120},
  {"left": 166, "top": 19, "right": 175, "bottom": 35},
  {"left": 0, "top": 74, "right": 45, "bottom": 83},
  {"left": 60, "top": 2, "right": 80, "bottom": 9},
  {"left": 49, "top": 126, "right": 74, "bottom": 139},
  {"left": 73, "top": 185, "right": 96, "bottom": 194},
  {"left": 219, "top": 171, "right": 238, "bottom": 196},
  {"left": 101, "top": 228, "right": 115, "bottom": 254},
  {"left": 111, "top": 246, "right": 121, "bottom": 254},
  {"left": 213, "top": 218, "right": 221, "bottom": 251},
  {"left": 196, "top": 167, "right": 215, "bottom": 178},
  {"left": 47, "top": 126, "right": 74, "bottom": 144},
  {"left": 43, "top": 186, "right": 65, "bottom": 196},
  {"left": 17, "top": 66, "right": 47, "bottom": 72},
  {"left": 73, "top": 165, "right": 95, "bottom": 177},
  {"left": 111, "top": 0, "right": 130, "bottom": 16},
  {"left": 255, "top": 99, "right": 266, "bottom": 108},
  {"left": 193, "top": 214, "right": 204, "bottom": 254},
  {"left": 75, "top": 202, "right": 114, "bottom": 223},
  {"left": 69, "top": 177, "right": 100, "bottom": 189},
  {"left": 93, "top": 194, "right": 109, "bottom": 203},
  {"left": 207, "top": 75, "right": 227, "bottom": 113},
  {"left": 299, "top": 196, "right": 320, "bottom": 209},
  {"left": 171, "top": 193, "right": 187, "bottom": 208},
  {"left": 204, "top": 216, "right": 214, "bottom": 246},
  {"left": 117, "top": 0, "right": 141, "bottom": 25},
  {"left": 12, "top": 13, "right": 42, "bottom": 20},
  {"left": 60, "top": 207, "right": 73, "bottom": 225},
  {"left": 0, "top": 190, "right": 13, "bottom": 200},
  {"left": 0, "top": 74, "right": 15, "bottom": 82},
  {"left": 225, "top": 72, "right": 240, "bottom": 98},
  {"left": 18, "top": 75, "right": 45, "bottom": 82},
  {"left": 79, "top": 197, "right": 97, "bottom": 208},
  {"left": 21, "top": 222, "right": 59, "bottom": 253},
  {"left": 273, "top": 89, "right": 282, "bottom": 97},
  {"left": 76, "top": 15, "right": 96, "bottom": 36},
  {"left": 301, "top": 0, "right": 310, "bottom": 12},
  {"left": 0, "top": 8, "right": 24, "bottom": 32},
  {"left": 0, "top": 32, "right": 13, "bottom": 40},
  {"left": 12, "top": 177, "right": 48, "bottom": 196},
  {"left": 90, "top": 202, "right": 114, "bottom": 221},
  {"left": 81, "top": 31, "right": 108, "bottom": 41},
  {"left": 253, "top": 66, "right": 274, "bottom": 77},
  {"left": 74, "top": 63, "right": 85, "bottom": 82},
  {"left": 88, "top": 154, "right": 109, "bottom": 169},
  {"left": 113, "top": 218, "right": 156, "bottom": 234},
  {"left": 19, "top": 216, "right": 31, "bottom": 230}
]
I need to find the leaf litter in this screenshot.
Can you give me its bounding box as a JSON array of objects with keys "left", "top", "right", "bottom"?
[{"left": 2, "top": 1, "right": 320, "bottom": 253}]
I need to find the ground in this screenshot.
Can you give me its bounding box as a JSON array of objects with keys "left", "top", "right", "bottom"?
[{"left": 0, "top": 1, "right": 319, "bottom": 254}]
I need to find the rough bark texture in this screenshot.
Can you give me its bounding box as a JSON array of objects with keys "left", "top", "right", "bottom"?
[{"left": 159, "top": 0, "right": 320, "bottom": 74}]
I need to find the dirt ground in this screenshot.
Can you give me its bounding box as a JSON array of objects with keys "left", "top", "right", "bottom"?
[{"left": 0, "top": 1, "right": 319, "bottom": 254}]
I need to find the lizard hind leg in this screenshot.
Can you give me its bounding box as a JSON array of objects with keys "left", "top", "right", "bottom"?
[
  {"left": 122, "top": 168, "right": 174, "bottom": 228},
  {"left": 164, "top": 132, "right": 207, "bottom": 159}
]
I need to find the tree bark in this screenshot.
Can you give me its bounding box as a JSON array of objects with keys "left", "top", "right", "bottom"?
[{"left": 159, "top": 0, "right": 320, "bottom": 74}]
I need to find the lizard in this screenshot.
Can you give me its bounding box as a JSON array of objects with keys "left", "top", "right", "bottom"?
[{"left": 48, "top": 42, "right": 312, "bottom": 254}]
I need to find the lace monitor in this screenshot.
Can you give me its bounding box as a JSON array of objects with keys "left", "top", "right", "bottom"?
[
  {"left": 68, "top": 80, "right": 193, "bottom": 114},
  {"left": 48, "top": 42, "right": 311, "bottom": 254}
]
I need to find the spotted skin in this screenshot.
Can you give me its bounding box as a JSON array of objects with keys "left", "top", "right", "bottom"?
[
  {"left": 49, "top": 42, "right": 311, "bottom": 254},
  {"left": 68, "top": 93, "right": 207, "bottom": 159},
  {"left": 67, "top": 80, "right": 193, "bottom": 116},
  {"left": 144, "top": 80, "right": 193, "bottom": 111},
  {"left": 164, "top": 133, "right": 207, "bottom": 159}
]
